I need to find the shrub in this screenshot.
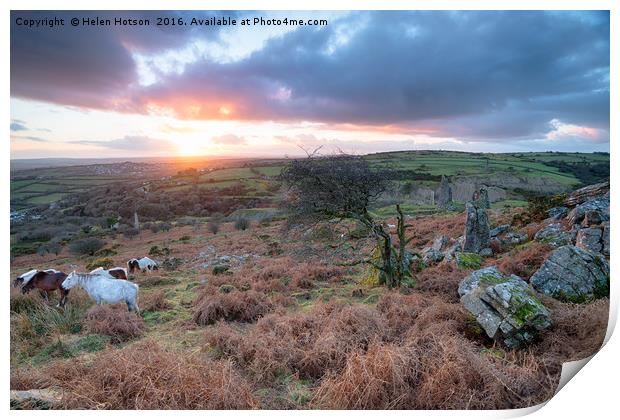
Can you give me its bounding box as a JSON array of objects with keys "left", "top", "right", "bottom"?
[
  {"left": 123, "top": 227, "right": 140, "bottom": 239},
  {"left": 234, "top": 217, "right": 250, "bottom": 231},
  {"left": 179, "top": 235, "right": 191, "bottom": 242},
  {"left": 193, "top": 290, "right": 273, "bottom": 325},
  {"left": 69, "top": 238, "right": 105, "bottom": 256},
  {"left": 84, "top": 305, "right": 145, "bottom": 343},
  {"left": 212, "top": 265, "right": 230, "bottom": 276},
  {"left": 85, "top": 257, "right": 114, "bottom": 271},
  {"left": 218, "top": 284, "right": 236, "bottom": 294},
  {"left": 161, "top": 257, "right": 182, "bottom": 271},
  {"left": 208, "top": 221, "right": 220, "bottom": 235},
  {"left": 149, "top": 245, "right": 170, "bottom": 257}
]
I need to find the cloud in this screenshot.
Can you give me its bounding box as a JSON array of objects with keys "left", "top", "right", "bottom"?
[
  {"left": 70, "top": 135, "right": 177, "bottom": 152},
  {"left": 211, "top": 134, "right": 247, "bottom": 145},
  {"left": 10, "top": 11, "right": 609, "bottom": 146},
  {"left": 10, "top": 120, "right": 27, "bottom": 131},
  {"left": 11, "top": 134, "right": 49, "bottom": 142}
]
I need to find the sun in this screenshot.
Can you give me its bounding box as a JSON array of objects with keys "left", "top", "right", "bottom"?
[{"left": 173, "top": 138, "right": 202, "bottom": 156}]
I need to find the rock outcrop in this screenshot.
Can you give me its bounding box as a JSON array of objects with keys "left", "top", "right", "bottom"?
[
  {"left": 575, "top": 228, "right": 603, "bottom": 254},
  {"left": 530, "top": 245, "right": 609, "bottom": 302},
  {"left": 567, "top": 195, "right": 609, "bottom": 226},
  {"left": 459, "top": 266, "right": 552, "bottom": 348},
  {"left": 490, "top": 224, "right": 511, "bottom": 237},
  {"left": 547, "top": 206, "right": 569, "bottom": 220},
  {"left": 533, "top": 223, "right": 573, "bottom": 247},
  {"left": 463, "top": 202, "right": 490, "bottom": 253},
  {"left": 564, "top": 181, "right": 609, "bottom": 207}
]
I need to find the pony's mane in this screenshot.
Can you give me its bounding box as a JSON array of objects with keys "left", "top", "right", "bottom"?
[{"left": 20, "top": 269, "right": 40, "bottom": 285}]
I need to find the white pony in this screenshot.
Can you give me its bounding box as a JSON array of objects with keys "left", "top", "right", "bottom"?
[{"left": 62, "top": 271, "right": 139, "bottom": 313}]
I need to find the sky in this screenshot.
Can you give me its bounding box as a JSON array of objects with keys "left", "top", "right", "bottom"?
[{"left": 10, "top": 10, "right": 610, "bottom": 159}]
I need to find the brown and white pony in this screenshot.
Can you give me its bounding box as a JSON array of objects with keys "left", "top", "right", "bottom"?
[
  {"left": 21, "top": 270, "right": 69, "bottom": 307},
  {"left": 127, "top": 257, "right": 159, "bottom": 274},
  {"left": 89, "top": 267, "right": 128, "bottom": 280}
]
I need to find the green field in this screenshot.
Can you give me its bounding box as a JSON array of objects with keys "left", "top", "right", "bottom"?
[{"left": 10, "top": 151, "right": 608, "bottom": 211}]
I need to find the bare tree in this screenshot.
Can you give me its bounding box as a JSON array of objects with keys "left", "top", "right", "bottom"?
[{"left": 281, "top": 152, "right": 416, "bottom": 288}]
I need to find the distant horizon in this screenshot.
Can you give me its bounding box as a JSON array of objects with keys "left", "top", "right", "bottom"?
[{"left": 11, "top": 11, "right": 610, "bottom": 159}]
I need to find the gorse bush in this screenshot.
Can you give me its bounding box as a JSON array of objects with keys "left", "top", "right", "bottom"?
[{"left": 85, "top": 257, "right": 115, "bottom": 271}]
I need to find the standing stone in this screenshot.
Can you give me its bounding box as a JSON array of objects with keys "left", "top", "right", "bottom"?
[
  {"left": 133, "top": 211, "right": 140, "bottom": 231},
  {"left": 436, "top": 175, "right": 452, "bottom": 210},
  {"left": 473, "top": 186, "right": 490, "bottom": 209},
  {"left": 463, "top": 202, "right": 490, "bottom": 253}
]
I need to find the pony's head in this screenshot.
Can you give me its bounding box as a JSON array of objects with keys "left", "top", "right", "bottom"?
[
  {"left": 20, "top": 280, "right": 35, "bottom": 294},
  {"left": 14, "top": 269, "right": 37, "bottom": 288},
  {"left": 61, "top": 271, "right": 80, "bottom": 290}
]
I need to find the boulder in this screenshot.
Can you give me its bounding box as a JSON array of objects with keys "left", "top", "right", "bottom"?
[
  {"left": 463, "top": 202, "right": 490, "bottom": 253},
  {"left": 602, "top": 222, "right": 610, "bottom": 257},
  {"left": 583, "top": 210, "right": 603, "bottom": 227},
  {"left": 436, "top": 175, "right": 453, "bottom": 210},
  {"left": 459, "top": 266, "right": 552, "bottom": 348},
  {"left": 422, "top": 247, "right": 444, "bottom": 265},
  {"left": 10, "top": 388, "right": 62, "bottom": 409},
  {"left": 567, "top": 195, "right": 609, "bottom": 225},
  {"left": 504, "top": 232, "right": 528, "bottom": 245},
  {"left": 490, "top": 224, "right": 511, "bottom": 237},
  {"left": 547, "top": 206, "right": 569, "bottom": 220},
  {"left": 564, "top": 181, "right": 609, "bottom": 207},
  {"left": 534, "top": 223, "right": 572, "bottom": 247},
  {"left": 444, "top": 240, "right": 463, "bottom": 262},
  {"left": 575, "top": 228, "right": 603, "bottom": 254},
  {"left": 530, "top": 245, "right": 609, "bottom": 302},
  {"left": 431, "top": 234, "right": 449, "bottom": 251}
]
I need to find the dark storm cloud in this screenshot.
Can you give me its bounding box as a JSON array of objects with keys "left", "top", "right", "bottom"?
[
  {"left": 10, "top": 11, "right": 609, "bottom": 143},
  {"left": 10, "top": 10, "right": 234, "bottom": 109}
]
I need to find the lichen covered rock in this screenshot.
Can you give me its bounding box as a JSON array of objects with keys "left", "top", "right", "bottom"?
[
  {"left": 530, "top": 245, "right": 609, "bottom": 302},
  {"left": 534, "top": 223, "right": 572, "bottom": 247},
  {"left": 459, "top": 266, "right": 552, "bottom": 348},
  {"left": 463, "top": 202, "right": 490, "bottom": 253}
]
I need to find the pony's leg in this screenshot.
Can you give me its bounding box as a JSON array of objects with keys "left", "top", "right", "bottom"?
[
  {"left": 57, "top": 289, "right": 68, "bottom": 308},
  {"left": 43, "top": 291, "right": 50, "bottom": 304}
]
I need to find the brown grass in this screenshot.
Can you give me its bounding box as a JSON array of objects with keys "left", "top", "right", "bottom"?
[
  {"left": 193, "top": 289, "right": 274, "bottom": 325},
  {"left": 141, "top": 290, "right": 172, "bottom": 312},
  {"left": 84, "top": 305, "right": 146, "bottom": 343},
  {"left": 415, "top": 263, "right": 469, "bottom": 302},
  {"left": 498, "top": 242, "right": 553, "bottom": 279},
  {"left": 22, "top": 340, "right": 258, "bottom": 409}
]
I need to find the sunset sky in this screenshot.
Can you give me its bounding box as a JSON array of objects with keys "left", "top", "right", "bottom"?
[{"left": 10, "top": 10, "right": 610, "bottom": 159}]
